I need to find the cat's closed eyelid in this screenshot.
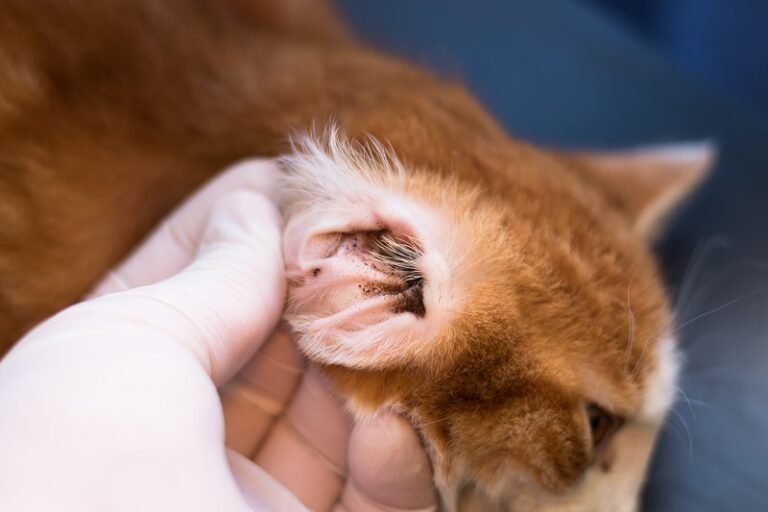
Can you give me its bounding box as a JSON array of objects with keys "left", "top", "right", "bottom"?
[{"left": 585, "top": 403, "right": 624, "bottom": 454}]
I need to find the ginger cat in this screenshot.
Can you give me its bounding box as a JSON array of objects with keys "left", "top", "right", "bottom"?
[{"left": 0, "top": 1, "right": 710, "bottom": 510}]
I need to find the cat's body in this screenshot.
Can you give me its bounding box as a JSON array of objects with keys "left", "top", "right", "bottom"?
[
  {"left": 0, "top": 1, "right": 709, "bottom": 510},
  {"left": 0, "top": 0, "right": 531, "bottom": 346}
]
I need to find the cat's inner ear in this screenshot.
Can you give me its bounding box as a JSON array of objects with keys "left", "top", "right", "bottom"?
[
  {"left": 567, "top": 142, "right": 715, "bottom": 239},
  {"left": 282, "top": 199, "right": 451, "bottom": 369}
]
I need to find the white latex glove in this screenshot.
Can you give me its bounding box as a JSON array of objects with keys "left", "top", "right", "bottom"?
[{"left": 0, "top": 160, "right": 436, "bottom": 512}]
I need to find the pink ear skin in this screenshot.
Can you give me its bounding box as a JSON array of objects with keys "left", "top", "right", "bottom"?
[{"left": 282, "top": 198, "right": 446, "bottom": 370}]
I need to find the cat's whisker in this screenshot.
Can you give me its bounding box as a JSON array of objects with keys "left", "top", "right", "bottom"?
[
  {"left": 624, "top": 308, "right": 636, "bottom": 369},
  {"left": 678, "top": 396, "right": 724, "bottom": 414},
  {"left": 685, "top": 259, "right": 768, "bottom": 314},
  {"left": 674, "top": 235, "right": 730, "bottom": 320},
  {"left": 672, "top": 286, "right": 765, "bottom": 336},
  {"left": 624, "top": 274, "right": 636, "bottom": 370},
  {"left": 674, "top": 386, "right": 697, "bottom": 421},
  {"left": 659, "top": 418, "right": 688, "bottom": 452},
  {"left": 669, "top": 408, "right": 694, "bottom": 457},
  {"left": 679, "top": 364, "right": 740, "bottom": 379},
  {"left": 674, "top": 257, "right": 768, "bottom": 333},
  {"left": 629, "top": 334, "right": 654, "bottom": 376}
]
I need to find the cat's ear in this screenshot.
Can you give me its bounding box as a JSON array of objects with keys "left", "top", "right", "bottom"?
[
  {"left": 566, "top": 142, "right": 715, "bottom": 240},
  {"left": 279, "top": 130, "right": 453, "bottom": 370}
]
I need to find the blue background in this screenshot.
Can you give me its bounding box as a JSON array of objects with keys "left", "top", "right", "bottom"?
[{"left": 586, "top": 0, "right": 768, "bottom": 121}]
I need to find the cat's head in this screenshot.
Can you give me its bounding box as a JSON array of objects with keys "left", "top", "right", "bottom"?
[{"left": 279, "top": 128, "right": 711, "bottom": 511}]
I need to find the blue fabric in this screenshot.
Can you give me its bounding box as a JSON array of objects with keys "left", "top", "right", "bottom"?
[
  {"left": 335, "top": 1, "right": 768, "bottom": 509},
  {"left": 585, "top": 0, "right": 768, "bottom": 121}
]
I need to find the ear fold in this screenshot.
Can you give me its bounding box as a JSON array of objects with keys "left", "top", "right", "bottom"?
[{"left": 566, "top": 142, "right": 715, "bottom": 240}]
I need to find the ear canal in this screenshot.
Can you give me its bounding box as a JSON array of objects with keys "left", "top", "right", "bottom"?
[
  {"left": 566, "top": 142, "right": 715, "bottom": 240},
  {"left": 284, "top": 224, "right": 434, "bottom": 370}
]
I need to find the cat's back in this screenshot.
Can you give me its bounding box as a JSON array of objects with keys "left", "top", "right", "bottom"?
[{"left": 0, "top": 0, "right": 352, "bottom": 351}]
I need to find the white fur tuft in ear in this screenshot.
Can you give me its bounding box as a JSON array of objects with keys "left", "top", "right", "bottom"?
[{"left": 276, "top": 125, "right": 405, "bottom": 220}]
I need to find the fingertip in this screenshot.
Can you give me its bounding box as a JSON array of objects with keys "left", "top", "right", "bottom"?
[
  {"left": 282, "top": 367, "right": 353, "bottom": 471},
  {"left": 88, "top": 159, "right": 282, "bottom": 296},
  {"left": 150, "top": 189, "right": 286, "bottom": 386},
  {"left": 252, "top": 367, "right": 352, "bottom": 511},
  {"left": 345, "top": 413, "right": 437, "bottom": 510},
  {"left": 220, "top": 158, "right": 282, "bottom": 201},
  {"left": 222, "top": 328, "right": 304, "bottom": 457},
  {"left": 205, "top": 189, "right": 283, "bottom": 243},
  {"left": 227, "top": 449, "right": 309, "bottom": 512}
]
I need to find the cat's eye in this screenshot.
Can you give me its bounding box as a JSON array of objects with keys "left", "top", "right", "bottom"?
[{"left": 586, "top": 403, "right": 622, "bottom": 450}]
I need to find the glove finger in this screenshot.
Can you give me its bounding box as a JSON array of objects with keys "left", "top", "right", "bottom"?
[
  {"left": 227, "top": 449, "right": 309, "bottom": 512},
  {"left": 90, "top": 159, "right": 280, "bottom": 298},
  {"left": 221, "top": 326, "right": 304, "bottom": 457},
  {"left": 338, "top": 413, "right": 437, "bottom": 512},
  {"left": 253, "top": 366, "right": 352, "bottom": 512},
  {"left": 121, "top": 190, "right": 285, "bottom": 385}
]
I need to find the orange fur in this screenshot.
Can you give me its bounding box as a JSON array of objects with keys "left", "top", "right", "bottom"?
[{"left": 0, "top": 1, "right": 709, "bottom": 509}]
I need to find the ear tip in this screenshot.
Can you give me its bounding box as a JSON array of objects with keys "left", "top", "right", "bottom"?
[{"left": 648, "top": 139, "right": 718, "bottom": 170}]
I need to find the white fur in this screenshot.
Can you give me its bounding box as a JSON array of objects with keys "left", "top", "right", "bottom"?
[
  {"left": 277, "top": 125, "right": 406, "bottom": 221},
  {"left": 641, "top": 333, "right": 680, "bottom": 420},
  {"left": 623, "top": 141, "right": 715, "bottom": 166}
]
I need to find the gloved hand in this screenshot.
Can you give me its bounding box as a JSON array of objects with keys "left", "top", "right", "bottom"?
[{"left": 0, "top": 159, "right": 437, "bottom": 511}]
